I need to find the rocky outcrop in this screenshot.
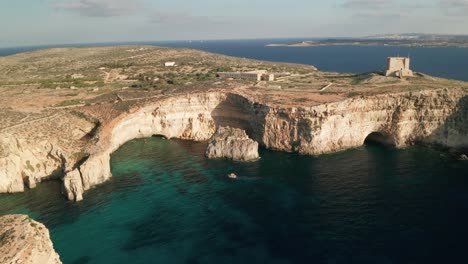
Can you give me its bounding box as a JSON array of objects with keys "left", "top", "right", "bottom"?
[
  {"left": 63, "top": 93, "right": 228, "bottom": 200},
  {"left": 206, "top": 126, "right": 260, "bottom": 161},
  {"left": 108, "top": 93, "right": 225, "bottom": 152},
  {"left": 63, "top": 168, "right": 84, "bottom": 202},
  {"left": 0, "top": 111, "right": 94, "bottom": 194},
  {"left": 262, "top": 89, "right": 468, "bottom": 155},
  {"left": 0, "top": 215, "right": 62, "bottom": 264},
  {"left": 1, "top": 88, "right": 468, "bottom": 201},
  {"left": 0, "top": 134, "right": 67, "bottom": 193},
  {"left": 63, "top": 89, "right": 468, "bottom": 201}
]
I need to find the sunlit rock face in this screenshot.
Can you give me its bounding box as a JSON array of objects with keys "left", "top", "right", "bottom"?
[
  {"left": 206, "top": 126, "right": 259, "bottom": 161},
  {"left": 77, "top": 89, "right": 466, "bottom": 201},
  {"left": 0, "top": 135, "right": 67, "bottom": 193},
  {"left": 0, "top": 112, "right": 95, "bottom": 194},
  {"left": 0, "top": 215, "right": 62, "bottom": 264},
  {"left": 262, "top": 89, "right": 468, "bottom": 155},
  {"left": 1, "top": 89, "right": 467, "bottom": 201}
]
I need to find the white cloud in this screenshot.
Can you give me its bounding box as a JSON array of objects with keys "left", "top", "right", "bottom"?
[
  {"left": 56, "top": 0, "right": 143, "bottom": 17},
  {"left": 341, "top": 0, "right": 393, "bottom": 9}
]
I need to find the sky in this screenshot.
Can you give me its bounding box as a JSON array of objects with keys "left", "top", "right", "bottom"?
[{"left": 1, "top": 0, "right": 468, "bottom": 48}]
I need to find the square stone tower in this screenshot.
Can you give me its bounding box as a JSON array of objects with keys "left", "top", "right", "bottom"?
[{"left": 385, "top": 57, "right": 414, "bottom": 77}]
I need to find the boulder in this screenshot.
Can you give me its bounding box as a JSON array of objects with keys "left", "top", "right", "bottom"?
[{"left": 206, "top": 126, "right": 259, "bottom": 161}]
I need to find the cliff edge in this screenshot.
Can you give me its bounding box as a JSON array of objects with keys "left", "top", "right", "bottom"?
[
  {"left": 1, "top": 46, "right": 468, "bottom": 202},
  {"left": 0, "top": 215, "right": 62, "bottom": 264}
]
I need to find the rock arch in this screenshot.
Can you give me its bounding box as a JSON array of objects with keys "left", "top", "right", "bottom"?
[
  {"left": 64, "top": 92, "right": 268, "bottom": 201},
  {"left": 60, "top": 89, "right": 468, "bottom": 202}
]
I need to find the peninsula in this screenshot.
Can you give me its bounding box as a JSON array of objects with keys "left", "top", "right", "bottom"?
[
  {"left": 266, "top": 33, "right": 468, "bottom": 48},
  {"left": 0, "top": 45, "right": 467, "bottom": 203}
]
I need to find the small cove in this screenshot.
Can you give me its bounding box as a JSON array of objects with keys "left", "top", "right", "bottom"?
[{"left": 1, "top": 137, "right": 467, "bottom": 263}]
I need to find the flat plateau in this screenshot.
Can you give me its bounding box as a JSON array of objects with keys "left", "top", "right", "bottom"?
[{"left": 0, "top": 45, "right": 467, "bottom": 201}]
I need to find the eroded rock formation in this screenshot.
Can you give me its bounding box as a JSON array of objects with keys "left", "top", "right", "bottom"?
[
  {"left": 63, "top": 168, "right": 84, "bottom": 202},
  {"left": 0, "top": 135, "right": 67, "bottom": 193},
  {"left": 1, "top": 88, "right": 467, "bottom": 201},
  {"left": 0, "top": 112, "right": 95, "bottom": 194},
  {"left": 206, "top": 126, "right": 260, "bottom": 161},
  {"left": 262, "top": 88, "right": 468, "bottom": 155},
  {"left": 0, "top": 215, "right": 62, "bottom": 264}
]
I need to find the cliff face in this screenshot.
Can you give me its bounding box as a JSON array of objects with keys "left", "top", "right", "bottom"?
[
  {"left": 1, "top": 89, "right": 467, "bottom": 201},
  {"left": 0, "top": 215, "right": 62, "bottom": 264},
  {"left": 0, "top": 135, "right": 67, "bottom": 193},
  {"left": 66, "top": 93, "right": 229, "bottom": 200},
  {"left": 0, "top": 112, "right": 95, "bottom": 194},
  {"left": 206, "top": 126, "right": 259, "bottom": 161},
  {"left": 262, "top": 89, "right": 468, "bottom": 155}
]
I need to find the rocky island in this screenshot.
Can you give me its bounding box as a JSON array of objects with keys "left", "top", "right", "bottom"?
[{"left": 0, "top": 45, "right": 467, "bottom": 203}]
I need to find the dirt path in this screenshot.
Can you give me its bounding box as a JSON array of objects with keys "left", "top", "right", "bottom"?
[
  {"left": 102, "top": 70, "right": 111, "bottom": 84},
  {"left": 0, "top": 113, "right": 61, "bottom": 133}
]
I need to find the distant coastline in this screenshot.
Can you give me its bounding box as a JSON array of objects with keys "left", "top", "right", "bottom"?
[{"left": 266, "top": 34, "right": 468, "bottom": 48}]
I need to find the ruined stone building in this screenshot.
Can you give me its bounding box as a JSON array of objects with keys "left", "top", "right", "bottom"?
[
  {"left": 218, "top": 70, "right": 275, "bottom": 81},
  {"left": 385, "top": 57, "right": 414, "bottom": 77}
]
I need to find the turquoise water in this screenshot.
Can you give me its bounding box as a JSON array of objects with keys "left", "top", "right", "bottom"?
[{"left": 1, "top": 137, "right": 468, "bottom": 263}]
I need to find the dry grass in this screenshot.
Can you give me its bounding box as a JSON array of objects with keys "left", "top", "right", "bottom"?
[{"left": 1, "top": 45, "right": 467, "bottom": 145}]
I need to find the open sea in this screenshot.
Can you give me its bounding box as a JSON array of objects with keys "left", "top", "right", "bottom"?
[
  {"left": 1, "top": 40, "right": 468, "bottom": 263},
  {"left": 1, "top": 39, "right": 468, "bottom": 81}
]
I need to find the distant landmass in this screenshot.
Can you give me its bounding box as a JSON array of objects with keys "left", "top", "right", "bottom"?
[{"left": 266, "top": 34, "right": 468, "bottom": 48}]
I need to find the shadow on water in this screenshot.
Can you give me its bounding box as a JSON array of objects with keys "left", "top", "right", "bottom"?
[
  {"left": 0, "top": 170, "right": 144, "bottom": 229},
  {"left": 2, "top": 136, "right": 468, "bottom": 263},
  {"left": 95, "top": 139, "right": 468, "bottom": 262},
  {"left": 71, "top": 256, "right": 92, "bottom": 264}
]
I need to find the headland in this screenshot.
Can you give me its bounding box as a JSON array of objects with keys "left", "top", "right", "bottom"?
[{"left": 0, "top": 45, "right": 467, "bottom": 202}]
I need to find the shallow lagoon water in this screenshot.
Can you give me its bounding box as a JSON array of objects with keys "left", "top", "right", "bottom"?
[{"left": 1, "top": 138, "right": 467, "bottom": 263}]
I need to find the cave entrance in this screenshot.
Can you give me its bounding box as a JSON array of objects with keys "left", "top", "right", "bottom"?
[
  {"left": 364, "top": 132, "right": 396, "bottom": 147},
  {"left": 211, "top": 94, "right": 257, "bottom": 140}
]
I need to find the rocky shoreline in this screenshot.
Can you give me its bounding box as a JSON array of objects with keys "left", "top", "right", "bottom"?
[
  {"left": 0, "top": 215, "right": 62, "bottom": 264},
  {"left": 1, "top": 88, "right": 467, "bottom": 201}
]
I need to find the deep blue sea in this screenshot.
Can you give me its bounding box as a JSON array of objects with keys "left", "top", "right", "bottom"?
[
  {"left": 1, "top": 40, "right": 468, "bottom": 263},
  {"left": 1, "top": 39, "right": 468, "bottom": 81}
]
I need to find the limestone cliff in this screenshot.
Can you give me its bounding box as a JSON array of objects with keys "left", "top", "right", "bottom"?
[
  {"left": 262, "top": 88, "right": 468, "bottom": 155},
  {"left": 206, "top": 126, "right": 259, "bottom": 161},
  {"left": 71, "top": 89, "right": 467, "bottom": 201},
  {"left": 1, "top": 88, "right": 467, "bottom": 201},
  {"left": 65, "top": 92, "right": 228, "bottom": 200},
  {"left": 0, "top": 134, "right": 67, "bottom": 193},
  {"left": 63, "top": 168, "right": 84, "bottom": 202},
  {"left": 0, "top": 215, "right": 62, "bottom": 264},
  {"left": 0, "top": 112, "right": 95, "bottom": 194}
]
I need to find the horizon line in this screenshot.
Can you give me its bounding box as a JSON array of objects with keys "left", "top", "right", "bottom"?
[{"left": 4, "top": 32, "right": 468, "bottom": 50}]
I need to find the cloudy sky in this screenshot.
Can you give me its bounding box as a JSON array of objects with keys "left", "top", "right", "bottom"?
[{"left": 1, "top": 0, "right": 467, "bottom": 47}]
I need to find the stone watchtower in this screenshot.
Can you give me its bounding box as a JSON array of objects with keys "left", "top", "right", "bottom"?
[{"left": 385, "top": 57, "right": 414, "bottom": 78}]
